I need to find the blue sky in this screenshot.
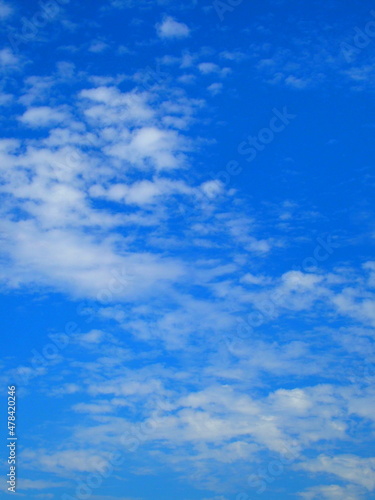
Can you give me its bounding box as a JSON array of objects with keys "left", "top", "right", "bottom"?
[{"left": 0, "top": 0, "right": 375, "bottom": 499}]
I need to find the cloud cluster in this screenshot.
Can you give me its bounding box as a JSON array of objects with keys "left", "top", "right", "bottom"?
[{"left": 1, "top": 3, "right": 374, "bottom": 498}]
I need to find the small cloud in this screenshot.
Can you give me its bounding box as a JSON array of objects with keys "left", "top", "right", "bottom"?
[
  {"left": 56, "top": 61, "right": 75, "bottom": 78},
  {"left": 201, "top": 180, "right": 224, "bottom": 198},
  {"left": 48, "top": 383, "right": 81, "bottom": 398},
  {"left": 299, "top": 483, "right": 365, "bottom": 500},
  {"left": 180, "top": 52, "right": 196, "bottom": 68},
  {"left": 0, "top": 1, "right": 13, "bottom": 21},
  {"left": 240, "top": 273, "right": 269, "bottom": 286},
  {"left": 0, "top": 48, "right": 18, "bottom": 70},
  {"left": 19, "top": 106, "right": 69, "bottom": 127},
  {"left": 202, "top": 497, "right": 229, "bottom": 500},
  {"left": 198, "top": 62, "right": 220, "bottom": 74},
  {"left": 285, "top": 75, "right": 309, "bottom": 89},
  {"left": 220, "top": 50, "right": 246, "bottom": 61},
  {"left": 198, "top": 62, "right": 231, "bottom": 77},
  {"left": 157, "top": 16, "right": 190, "bottom": 39},
  {"left": 0, "top": 92, "right": 13, "bottom": 105},
  {"left": 207, "top": 82, "right": 223, "bottom": 95},
  {"left": 117, "top": 45, "right": 133, "bottom": 55},
  {"left": 17, "top": 479, "right": 67, "bottom": 491},
  {"left": 178, "top": 74, "right": 196, "bottom": 84},
  {"left": 89, "top": 40, "right": 109, "bottom": 53},
  {"left": 77, "top": 329, "right": 105, "bottom": 344}
]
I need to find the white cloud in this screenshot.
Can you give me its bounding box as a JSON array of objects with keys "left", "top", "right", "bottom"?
[
  {"left": 200, "top": 180, "right": 224, "bottom": 198},
  {"left": 72, "top": 401, "right": 114, "bottom": 414},
  {"left": 0, "top": 91, "right": 13, "bottom": 105},
  {"left": 22, "top": 448, "right": 113, "bottom": 474},
  {"left": 220, "top": 50, "right": 246, "bottom": 61},
  {"left": 0, "top": 80, "right": 209, "bottom": 301},
  {"left": 332, "top": 287, "right": 375, "bottom": 327},
  {"left": 50, "top": 383, "right": 80, "bottom": 396},
  {"left": 157, "top": 16, "right": 190, "bottom": 39},
  {"left": 207, "top": 82, "right": 223, "bottom": 95},
  {"left": 80, "top": 86, "right": 155, "bottom": 124},
  {"left": 299, "top": 484, "right": 366, "bottom": 500},
  {"left": 1, "top": 219, "right": 186, "bottom": 299},
  {"left": 1, "top": 64, "right": 375, "bottom": 500},
  {"left": 203, "top": 496, "right": 229, "bottom": 500},
  {"left": 240, "top": 273, "right": 269, "bottom": 285},
  {"left": 197, "top": 63, "right": 231, "bottom": 77},
  {"left": 0, "top": 6, "right": 373, "bottom": 500},
  {"left": 92, "top": 178, "right": 193, "bottom": 206},
  {"left": 297, "top": 454, "right": 375, "bottom": 491},
  {"left": 17, "top": 479, "right": 67, "bottom": 491},
  {"left": 0, "top": 1, "right": 12, "bottom": 20},
  {"left": 0, "top": 48, "right": 18, "bottom": 70},
  {"left": 89, "top": 40, "right": 110, "bottom": 53},
  {"left": 285, "top": 75, "right": 310, "bottom": 89},
  {"left": 107, "top": 125, "right": 188, "bottom": 170},
  {"left": 198, "top": 62, "right": 220, "bottom": 74},
  {"left": 19, "top": 106, "right": 70, "bottom": 127}
]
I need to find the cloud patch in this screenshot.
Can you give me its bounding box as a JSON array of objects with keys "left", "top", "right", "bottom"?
[{"left": 157, "top": 16, "right": 190, "bottom": 39}]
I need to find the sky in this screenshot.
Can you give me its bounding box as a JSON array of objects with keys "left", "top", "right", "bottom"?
[{"left": 0, "top": 0, "right": 375, "bottom": 499}]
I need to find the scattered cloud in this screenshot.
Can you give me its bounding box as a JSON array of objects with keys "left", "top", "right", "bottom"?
[
  {"left": 156, "top": 16, "right": 190, "bottom": 39},
  {"left": 1, "top": 2, "right": 374, "bottom": 500}
]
